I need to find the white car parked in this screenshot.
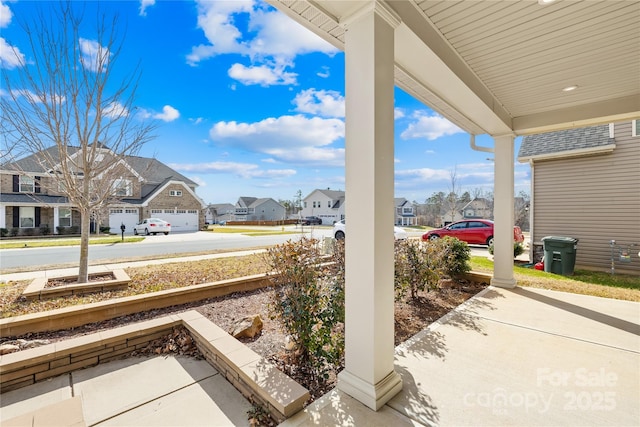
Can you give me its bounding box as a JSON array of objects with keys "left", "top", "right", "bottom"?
[
  {"left": 332, "top": 220, "right": 408, "bottom": 240},
  {"left": 133, "top": 218, "right": 171, "bottom": 235}
]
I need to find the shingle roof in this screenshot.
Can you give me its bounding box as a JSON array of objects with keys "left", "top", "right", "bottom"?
[
  {"left": 3, "top": 147, "right": 197, "bottom": 188},
  {"left": 0, "top": 194, "right": 69, "bottom": 204},
  {"left": 518, "top": 125, "right": 613, "bottom": 159}
]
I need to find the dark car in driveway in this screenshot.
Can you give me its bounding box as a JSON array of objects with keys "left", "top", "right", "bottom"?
[
  {"left": 422, "top": 219, "right": 524, "bottom": 247},
  {"left": 301, "top": 216, "right": 323, "bottom": 225}
]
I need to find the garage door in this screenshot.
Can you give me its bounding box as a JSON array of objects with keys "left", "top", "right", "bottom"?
[
  {"left": 109, "top": 208, "right": 139, "bottom": 234},
  {"left": 153, "top": 209, "right": 199, "bottom": 232}
]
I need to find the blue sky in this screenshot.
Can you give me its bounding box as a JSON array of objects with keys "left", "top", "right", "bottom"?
[{"left": 0, "top": 0, "right": 530, "bottom": 205}]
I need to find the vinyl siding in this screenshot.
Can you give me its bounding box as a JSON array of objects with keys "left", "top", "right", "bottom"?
[{"left": 532, "top": 121, "right": 640, "bottom": 274}]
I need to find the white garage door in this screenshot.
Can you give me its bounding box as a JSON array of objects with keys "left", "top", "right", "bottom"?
[
  {"left": 109, "top": 208, "right": 139, "bottom": 234},
  {"left": 153, "top": 209, "right": 199, "bottom": 232}
]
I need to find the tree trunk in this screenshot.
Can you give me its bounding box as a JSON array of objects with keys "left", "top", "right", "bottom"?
[{"left": 78, "top": 209, "right": 91, "bottom": 283}]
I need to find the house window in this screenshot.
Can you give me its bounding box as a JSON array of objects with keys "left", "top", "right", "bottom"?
[
  {"left": 151, "top": 209, "right": 162, "bottom": 214},
  {"left": 328, "top": 201, "right": 331, "bottom": 208},
  {"left": 177, "top": 209, "right": 186, "bottom": 214},
  {"left": 113, "top": 179, "right": 132, "bottom": 197},
  {"left": 20, "top": 207, "right": 35, "bottom": 228},
  {"left": 633, "top": 120, "right": 639, "bottom": 137},
  {"left": 20, "top": 176, "right": 35, "bottom": 193},
  {"left": 170, "top": 190, "right": 182, "bottom": 197},
  {"left": 125, "top": 209, "right": 137, "bottom": 214},
  {"left": 59, "top": 208, "right": 72, "bottom": 227},
  {"left": 304, "top": 202, "right": 307, "bottom": 208}
]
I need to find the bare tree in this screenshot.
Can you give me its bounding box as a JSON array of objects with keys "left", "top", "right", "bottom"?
[
  {"left": 444, "top": 167, "right": 460, "bottom": 223},
  {"left": 1, "top": 2, "right": 156, "bottom": 283}
]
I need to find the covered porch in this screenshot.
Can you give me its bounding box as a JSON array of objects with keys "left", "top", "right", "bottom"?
[{"left": 267, "top": 0, "right": 640, "bottom": 413}]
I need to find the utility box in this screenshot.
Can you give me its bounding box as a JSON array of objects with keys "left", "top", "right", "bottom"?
[{"left": 542, "top": 236, "right": 579, "bottom": 275}]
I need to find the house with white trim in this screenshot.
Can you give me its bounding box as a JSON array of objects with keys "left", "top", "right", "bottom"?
[
  {"left": 1, "top": 146, "right": 205, "bottom": 235},
  {"left": 300, "top": 189, "right": 345, "bottom": 224}
]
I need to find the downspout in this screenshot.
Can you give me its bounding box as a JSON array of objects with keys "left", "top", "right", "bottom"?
[
  {"left": 469, "top": 134, "right": 494, "bottom": 154},
  {"left": 529, "top": 159, "right": 535, "bottom": 263}
]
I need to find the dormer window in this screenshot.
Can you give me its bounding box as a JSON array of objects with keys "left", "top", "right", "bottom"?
[{"left": 170, "top": 190, "right": 182, "bottom": 197}]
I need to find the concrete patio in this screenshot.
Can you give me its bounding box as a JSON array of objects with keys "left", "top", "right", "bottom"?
[
  {"left": 284, "top": 286, "right": 640, "bottom": 426},
  {"left": 2, "top": 284, "right": 638, "bottom": 426}
]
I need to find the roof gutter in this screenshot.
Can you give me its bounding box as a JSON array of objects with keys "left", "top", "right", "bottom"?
[{"left": 517, "top": 143, "right": 616, "bottom": 163}]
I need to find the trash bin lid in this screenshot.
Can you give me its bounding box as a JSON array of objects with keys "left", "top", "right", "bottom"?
[{"left": 542, "top": 236, "right": 579, "bottom": 243}]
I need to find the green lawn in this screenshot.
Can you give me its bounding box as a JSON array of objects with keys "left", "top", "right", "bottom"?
[
  {"left": 0, "top": 236, "right": 144, "bottom": 249},
  {"left": 470, "top": 256, "right": 640, "bottom": 301}
]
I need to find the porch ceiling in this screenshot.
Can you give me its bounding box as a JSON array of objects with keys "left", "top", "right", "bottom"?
[{"left": 266, "top": 0, "right": 640, "bottom": 135}]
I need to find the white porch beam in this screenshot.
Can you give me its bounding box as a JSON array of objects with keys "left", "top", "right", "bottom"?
[
  {"left": 491, "top": 134, "right": 517, "bottom": 289},
  {"left": 337, "top": 1, "right": 402, "bottom": 411}
]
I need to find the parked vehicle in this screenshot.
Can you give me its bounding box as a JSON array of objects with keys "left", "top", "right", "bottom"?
[
  {"left": 133, "top": 218, "right": 171, "bottom": 235},
  {"left": 301, "top": 216, "right": 323, "bottom": 225},
  {"left": 421, "top": 219, "right": 524, "bottom": 246},
  {"left": 333, "top": 219, "right": 408, "bottom": 240}
]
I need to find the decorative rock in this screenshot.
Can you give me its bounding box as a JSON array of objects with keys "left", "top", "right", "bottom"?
[
  {"left": 229, "top": 314, "right": 263, "bottom": 339},
  {"left": 0, "top": 344, "right": 20, "bottom": 355}
]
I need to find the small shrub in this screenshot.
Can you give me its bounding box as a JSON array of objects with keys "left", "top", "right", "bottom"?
[
  {"left": 394, "top": 239, "right": 439, "bottom": 300},
  {"left": 69, "top": 225, "right": 80, "bottom": 234},
  {"left": 488, "top": 242, "right": 525, "bottom": 258},
  {"left": 21, "top": 227, "right": 35, "bottom": 236},
  {"left": 265, "top": 237, "right": 345, "bottom": 384},
  {"left": 9, "top": 227, "right": 19, "bottom": 237},
  {"left": 99, "top": 226, "right": 111, "bottom": 234},
  {"left": 0, "top": 228, "right": 7, "bottom": 237},
  {"left": 39, "top": 224, "right": 51, "bottom": 235}
]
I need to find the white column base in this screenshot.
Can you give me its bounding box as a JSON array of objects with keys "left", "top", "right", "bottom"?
[
  {"left": 338, "top": 369, "right": 403, "bottom": 411},
  {"left": 490, "top": 277, "right": 517, "bottom": 289}
]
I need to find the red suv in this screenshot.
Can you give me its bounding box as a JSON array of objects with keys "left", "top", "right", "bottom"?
[{"left": 422, "top": 219, "right": 524, "bottom": 247}]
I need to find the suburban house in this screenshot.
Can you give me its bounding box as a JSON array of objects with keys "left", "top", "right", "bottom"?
[
  {"left": 300, "top": 189, "right": 345, "bottom": 224},
  {"left": 461, "top": 198, "right": 493, "bottom": 220},
  {"left": 234, "top": 197, "right": 285, "bottom": 222},
  {"left": 394, "top": 198, "right": 416, "bottom": 226},
  {"left": 204, "top": 203, "right": 235, "bottom": 224},
  {"left": 518, "top": 120, "right": 640, "bottom": 274},
  {"left": 0, "top": 146, "right": 206, "bottom": 235}
]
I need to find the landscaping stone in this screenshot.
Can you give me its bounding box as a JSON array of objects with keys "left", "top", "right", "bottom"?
[{"left": 229, "top": 314, "right": 263, "bottom": 338}]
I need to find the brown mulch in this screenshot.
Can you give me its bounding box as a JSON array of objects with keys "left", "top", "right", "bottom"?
[{"left": 45, "top": 273, "right": 116, "bottom": 288}]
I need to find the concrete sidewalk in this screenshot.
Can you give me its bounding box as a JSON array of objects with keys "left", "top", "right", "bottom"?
[
  {"left": 1, "top": 355, "right": 253, "bottom": 426},
  {"left": 284, "top": 286, "right": 640, "bottom": 426}
]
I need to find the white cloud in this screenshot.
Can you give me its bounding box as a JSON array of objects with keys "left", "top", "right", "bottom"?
[
  {"left": 228, "top": 63, "right": 296, "bottom": 86},
  {"left": 395, "top": 168, "right": 451, "bottom": 182},
  {"left": 0, "top": 37, "right": 25, "bottom": 69},
  {"left": 153, "top": 105, "right": 180, "bottom": 122},
  {"left": 394, "top": 108, "right": 406, "bottom": 119},
  {"left": 170, "top": 161, "right": 296, "bottom": 179},
  {"left": 293, "top": 89, "right": 344, "bottom": 118},
  {"left": 79, "top": 38, "right": 110, "bottom": 72},
  {"left": 317, "top": 66, "right": 330, "bottom": 78},
  {"left": 104, "top": 101, "right": 128, "bottom": 118},
  {"left": 187, "top": 0, "right": 338, "bottom": 86},
  {"left": 190, "top": 117, "right": 204, "bottom": 125},
  {"left": 209, "top": 114, "right": 345, "bottom": 166},
  {"left": 0, "top": 1, "right": 12, "bottom": 28},
  {"left": 139, "top": 0, "right": 155, "bottom": 16},
  {"left": 400, "top": 113, "right": 464, "bottom": 140}
]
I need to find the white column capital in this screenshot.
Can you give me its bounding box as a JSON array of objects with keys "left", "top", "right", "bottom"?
[{"left": 340, "top": 0, "right": 401, "bottom": 30}]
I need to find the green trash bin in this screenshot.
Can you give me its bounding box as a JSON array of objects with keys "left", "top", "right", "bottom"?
[{"left": 542, "top": 236, "right": 579, "bottom": 275}]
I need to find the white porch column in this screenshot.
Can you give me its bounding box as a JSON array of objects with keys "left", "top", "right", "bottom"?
[
  {"left": 491, "top": 134, "right": 517, "bottom": 288},
  {"left": 337, "top": 2, "right": 402, "bottom": 411},
  {"left": 0, "top": 206, "right": 5, "bottom": 229},
  {"left": 53, "top": 207, "right": 60, "bottom": 234}
]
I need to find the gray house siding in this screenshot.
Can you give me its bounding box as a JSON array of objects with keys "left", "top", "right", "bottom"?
[{"left": 524, "top": 121, "right": 639, "bottom": 274}]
